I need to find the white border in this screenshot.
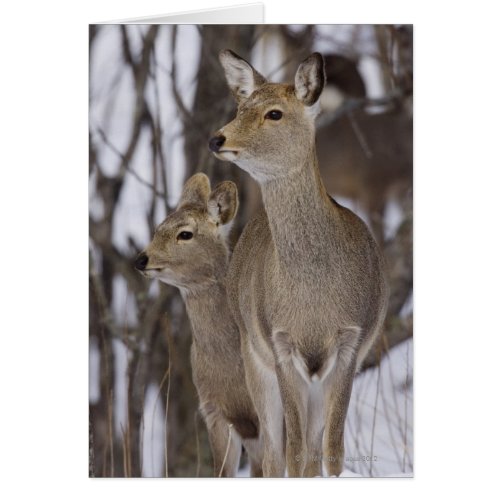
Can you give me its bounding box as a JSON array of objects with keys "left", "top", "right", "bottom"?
[
  {"left": 98, "top": 3, "right": 264, "bottom": 24},
  {"left": 1, "top": 1, "right": 499, "bottom": 499}
]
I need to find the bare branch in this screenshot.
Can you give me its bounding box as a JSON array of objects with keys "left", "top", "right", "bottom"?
[{"left": 96, "top": 127, "right": 166, "bottom": 198}]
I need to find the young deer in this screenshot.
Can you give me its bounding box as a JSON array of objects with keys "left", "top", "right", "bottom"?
[
  {"left": 209, "top": 51, "right": 389, "bottom": 477},
  {"left": 134, "top": 173, "right": 262, "bottom": 477}
]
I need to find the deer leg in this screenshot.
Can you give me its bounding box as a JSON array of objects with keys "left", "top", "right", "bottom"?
[
  {"left": 271, "top": 331, "right": 312, "bottom": 477},
  {"left": 243, "top": 437, "right": 264, "bottom": 477},
  {"left": 241, "top": 338, "right": 285, "bottom": 477},
  {"left": 304, "top": 381, "right": 325, "bottom": 477},
  {"left": 322, "top": 327, "right": 361, "bottom": 476},
  {"left": 201, "top": 402, "right": 241, "bottom": 477},
  {"left": 249, "top": 457, "right": 263, "bottom": 477},
  {"left": 274, "top": 360, "right": 309, "bottom": 477}
]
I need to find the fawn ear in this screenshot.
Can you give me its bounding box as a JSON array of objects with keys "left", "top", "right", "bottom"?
[
  {"left": 294, "top": 52, "right": 326, "bottom": 106},
  {"left": 219, "top": 49, "right": 267, "bottom": 103},
  {"left": 178, "top": 173, "right": 211, "bottom": 209},
  {"left": 208, "top": 181, "right": 239, "bottom": 227}
]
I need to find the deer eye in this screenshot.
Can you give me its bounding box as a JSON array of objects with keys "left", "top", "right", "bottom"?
[
  {"left": 177, "top": 231, "right": 193, "bottom": 241},
  {"left": 265, "top": 110, "right": 283, "bottom": 120}
]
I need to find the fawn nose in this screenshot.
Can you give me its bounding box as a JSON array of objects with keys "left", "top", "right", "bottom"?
[
  {"left": 208, "top": 135, "right": 226, "bottom": 153},
  {"left": 134, "top": 253, "right": 148, "bottom": 271}
]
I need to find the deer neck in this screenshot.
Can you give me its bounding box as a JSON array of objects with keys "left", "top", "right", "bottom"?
[
  {"left": 259, "top": 145, "right": 336, "bottom": 272},
  {"left": 183, "top": 281, "right": 237, "bottom": 350}
]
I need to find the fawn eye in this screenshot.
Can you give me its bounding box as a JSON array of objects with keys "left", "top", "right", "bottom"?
[
  {"left": 265, "top": 110, "right": 283, "bottom": 121},
  {"left": 177, "top": 231, "right": 193, "bottom": 241}
]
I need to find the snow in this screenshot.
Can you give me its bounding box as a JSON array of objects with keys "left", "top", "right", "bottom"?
[
  {"left": 111, "top": 274, "right": 138, "bottom": 328},
  {"left": 338, "top": 469, "right": 363, "bottom": 477},
  {"left": 384, "top": 197, "right": 405, "bottom": 241},
  {"left": 344, "top": 339, "right": 413, "bottom": 477},
  {"left": 358, "top": 55, "right": 386, "bottom": 100},
  {"left": 333, "top": 195, "right": 372, "bottom": 231},
  {"left": 233, "top": 339, "right": 413, "bottom": 478},
  {"left": 141, "top": 382, "right": 166, "bottom": 477},
  {"left": 236, "top": 462, "right": 251, "bottom": 478},
  {"left": 112, "top": 338, "right": 129, "bottom": 438},
  {"left": 400, "top": 292, "right": 413, "bottom": 319},
  {"left": 252, "top": 30, "right": 286, "bottom": 82}
]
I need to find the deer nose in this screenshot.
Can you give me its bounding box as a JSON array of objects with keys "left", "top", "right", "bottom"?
[
  {"left": 208, "top": 135, "right": 226, "bottom": 153},
  {"left": 134, "top": 253, "right": 148, "bottom": 271}
]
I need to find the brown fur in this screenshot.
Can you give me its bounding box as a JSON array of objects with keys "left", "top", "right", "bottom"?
[
  {"left": 317, "top": 108, "right": 413, "bottom": 243},
  {"left": 137, "top": 174, "right": 262, "bottom": 477},
  {"left": 212, "top": 51, "right": 389, "bottom": 477}
]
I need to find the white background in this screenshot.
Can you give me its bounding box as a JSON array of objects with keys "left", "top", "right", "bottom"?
[{"left": 0, "top": 0, "right": 499, "bottom": 498}]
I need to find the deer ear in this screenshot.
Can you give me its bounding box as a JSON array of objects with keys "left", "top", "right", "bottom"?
[
  {"left": 294, "top": 52, "right": 326, "bottom": 106},
  {"left": 178, "top": 173, "right": 211, "bottom": 209},
  {"left": 208, "top": 181, "right": 239, "bottom": 227},
  {"left": 219, "top": 49, "right": 267, "bottom": 103}
]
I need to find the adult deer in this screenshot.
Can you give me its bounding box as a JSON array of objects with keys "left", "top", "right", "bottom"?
[
  {"left": 317, "top": 107, "right": 413, "bottom": 243},
  {"left": 318, "top": 51, "right": 412, "bottom": 244},
  {"left": 135, "top": 174, "right": 262, "bottom": 477},
  {"left": 209, "top": 51, "right": 389, "bottom": 477}
]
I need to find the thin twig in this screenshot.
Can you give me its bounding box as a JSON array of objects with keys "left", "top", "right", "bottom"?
[
  {"left": 347, "top": 378, "right": 369, "bottom": 476},
  {"left": 151, "top": 365, "right": 170, "bottom": 476},
  {"left": 112, "top": 24, "right": 160, "bottom": 187},
  {"left": 120, "top": 423, "right": 130, "bottom": 477},
  {"left": 218, "top": 424, "right": 233, "bottom": 477},
  {"left": 164, "top": 366, "right": 171, "bottom": 477},
  {"left": 89, "top": 419, "right": 95, "bottom": 477},
  {"left": 403, "top": 341, "right": 410, "bottom": 472},
  {"left": 163, "top": 317, "right": 172, "bottom": 478},
  {"left": 150, "top": 46, "right": 170, "bottom": 216},
  {"left": 378, "top": 348, "right": 404, "bottom": 471},
  {"left": 369, "top": 362, "right": 381, "bottom": 477},
  {"left": 314, "top": 31, "right": 392, "bottom": 64},
  {"left": 169, "top": 25, "right": 197, "bottom": 128},
  {"left": 139, "top": 387, "right": 145, "bottom": 477},
  {"left": 89, "top": 247, "right": 144, "bottom": 350},
  {"left": 107, "top": 389, "right": 115, "bottom": 477},
  {"left": 194, "top": 410, "right": 201, "bottom": 477},
  {"left": 354, "top": 372, "right": 371, "bottom": 476},
  {"left": 383, "top": 335, "right": 406, "bottom": 443},
  {"left": 123, "top": 290, "right": 133, "bottom": 477},
  {"left": 96, "top": 127, "right": 166, "bottom": 198},
  {"left": 347, "top": 109, "right": 373, "bottom": 159},
  {"left": 315, "top": 91, "right": 403, "bottom": 130}
]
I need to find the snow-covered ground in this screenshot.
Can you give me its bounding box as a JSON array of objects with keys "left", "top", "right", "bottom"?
[
  {"left": 234, "top": 339, "right": 413, "bottom": 477},
  {"left": 344, "top": 339, "right": 413, "bottom": 477}
]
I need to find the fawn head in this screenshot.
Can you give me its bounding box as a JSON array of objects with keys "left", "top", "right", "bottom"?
[
  {"left": 135, "top": 173, "right": 238, "bottom": 291},
  {"left": 209, "top": 50, "right": 326, "bottom": 182}
]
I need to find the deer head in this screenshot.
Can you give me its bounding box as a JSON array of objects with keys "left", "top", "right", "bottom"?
[
  {"left": 135, "top": 173, "right": 238, "bottom": 291},
  {"left": 209, "top": 50, "right": 326, "bottom": 182}
]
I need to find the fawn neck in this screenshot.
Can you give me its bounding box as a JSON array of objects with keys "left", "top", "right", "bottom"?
[
  {"left": 259, "top": 144, "right": 337, "bottom": 273},
  {"left": 184, "top": 281, "right": 237, "bottom": 350}
]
